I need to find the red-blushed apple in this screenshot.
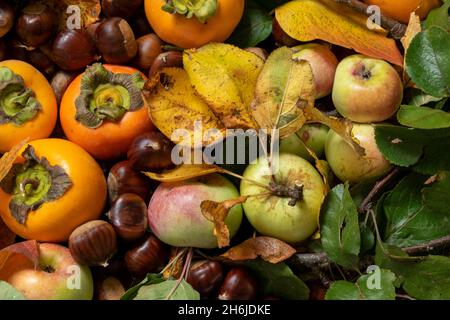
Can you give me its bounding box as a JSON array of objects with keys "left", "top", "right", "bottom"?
[
  {"left": 325, "top": 124, "right": 391, "bottom": 183},
  {"left": 148, "top": 174, "right": 243, "bottom": 248},
  {"left": 292, "top": 43, "right": 338, "bottom": 99},
  {"left": 240, "top": 153, "right": 326, "bottom": 244},
  {"left": 3, "top": 243, "right": 93, "bottom": 300},
  {"left": 280, "top": 124, "right": 329, "bottom": 161},
  {"left": 332, "top": 54, "right": 403, "bottom": 123}
]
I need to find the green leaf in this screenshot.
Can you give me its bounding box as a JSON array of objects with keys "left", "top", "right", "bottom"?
[
  {"left": 407, "top": 88, "right": 443, "bottom": 106},
  {"left": 360, "top": 223, "right": 375, "bottom": 253},
  {"left": 244, "top": 259, "right": 309, "bottom": 300},
  {"left": 405, "top": 27, "right": 450, "bottom": 98},
  {"left": 325, "top": 268, "right": 396, "bottom": 300},
  {"left": 121, "top": 273, "right": 165, "bottom": 300},
  {"left": 320, "top": 183, "right": 360, "bottom": 268},
  {"left": 375, "top": 244, "right": 450, "bottom": 300},
  {"left": 383, "top": 172, "right": 450, "bottom": 247},
  {"left": 425, "top": 0, "right": 450, "bottom": 31},
  {"left": 0, "top": 281, "right": 26, "bottom": 300},
  {"left": 397, "top": 105, "right": 450, "bottom": 129},
  {"left": 134, "top": 279, "right": 200, "bottom": 300}
]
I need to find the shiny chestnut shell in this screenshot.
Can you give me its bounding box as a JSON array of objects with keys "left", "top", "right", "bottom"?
[
  {"left": 187, "top": 260, "right": 224, "bottom": 298},
  {"left": 108, "top": 193, "right": 148, "bottom": 242},
  {"left": 0, "top": 1, "right": 14, "bottom": 38},
  {"left": 69, "top": 220, "right": 117, "bottom": 267},
  {"left": 127, "top": 131, "right": 174, "bottom": 172},
  {"left": 149, "top": 51, "right": 183, "bottom": 78},
  {"left": 218, "top": 267, "right": 258, "bottom": 300},
  {"left": 133, "top": 34, "right": 163, "bottom": 72},
  {"left": 52, "top": 29, "right": 97, "bottom": 70},
  {"left": 102, "top": 0, "right": 143, "bottom": 20},
  {"left": 125, "top": 234, "right": 167, "bottom": 277},
  {"left": 16, "top": 3, "right": 56, "bottom": 47}
]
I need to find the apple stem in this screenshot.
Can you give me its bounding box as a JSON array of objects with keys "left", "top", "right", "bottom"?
[{"left": 269, "top": 181, "right": 303, "bottom": 206}]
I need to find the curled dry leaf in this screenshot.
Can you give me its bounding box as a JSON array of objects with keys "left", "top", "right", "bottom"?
[
  {"left": 221, "top": 236, "right": 296, "bottom": 264},
  {"left": 41, "top": 0, "right": 101, "bottom": 31},
  {"left": 401, "top": 13, "right": 421, "bottom": 86},
  {"left": 144, "top": 164, "right": 224, "bottom": 182},
  {"left": 275, "top": 0, "right": 403, "bottom": 66},
  {"left": 200, "top": 196, "right": 248, "bottom": 248},
  {"left": 163, "top": 247, "right": 184, "bottom": 279},
  {"left": 0, "top": 139, "right": 27, "bottom": 183},
  {"left": 0, "top": 240, "right": 39, "bottom": 280}
]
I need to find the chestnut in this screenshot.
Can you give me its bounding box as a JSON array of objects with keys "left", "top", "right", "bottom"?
[
  {"left": 86, "top": 22, "right": 100, "bottom": 43},
  {"left": 0, "top": 39, "right": 6, "bottom": 61},
  {"left": 218, "top": 267, "right": 258, "bottom": 300},
  {"left": 0, "top": 1, "right": 15, "bottom": 38},
  {"left": 108, "top": 193, "right": 148, "bottom": 242},
  {"left": 102, "top": 0, "right": 143, "bottom": 20},
  {"left": 130, "top": 14, "right": 153, "bottom": 38},
  {"left": 16, "top": 3, "right": 57, "bottom": 47},
  {"left": 51, "top": 71, "right": 78, "bottom": 104},
  {"left": 52, "top": 29, "right": 97, "bottom": 70},
  {"left": 69, "top": 220, "right": 118, "bottom": 267},
  {"left": 125, "top": 234, "right": 168, "bottom": 277},
  {"left": 127, "top": 131, "right": 175, "bottom": 172},
  {"left": 96, "top": 276, "right": 125, "bottom": 300},
  {"left": 107, "top": 160, "right": 152, "bottom": 203},
  {"left": 187, "top": 260, "right": 224, "bottom": 298},
  {"left": 28, "top": 49, "right": 56, "bottom": 76},
  {"left": 149, "top": 51, "right": 183, "bottom": 78},
  {"left": 132, "top": 34, "right": 163, "bottom": 72},
  {"left": 96, "top": 17, "right": 137, "bottom": 64},
  {"left": 272, "top": 18, "right": 299, "bottom": 47}
]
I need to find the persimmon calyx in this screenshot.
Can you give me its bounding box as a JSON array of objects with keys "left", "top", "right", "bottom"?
[
  {"left": 75, "top": 63, "right": 145, "bottom": 129},
  {"left": 0, "top": 145, "right": 72, "bottom": 224},
  {"left": 0, "top": 66, "right": 41, "bottom": 126},
  {"left": 162, "top": 0, "right": 218, "bottom": 23}
]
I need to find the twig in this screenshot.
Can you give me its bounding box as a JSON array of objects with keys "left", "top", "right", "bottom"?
[
  {"left": 403, "top": 235, "right": 450, "bottom": 255},
  {"left": 334, "top": 0, "right": 407, "bottom": 39},
  {"left": 166, "top": 248, "right": 193, "bottom": 300}
]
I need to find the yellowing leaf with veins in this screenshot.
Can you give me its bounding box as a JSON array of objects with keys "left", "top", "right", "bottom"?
[
  {"left": 183, "top": 43, "right": 264, "bottom": 129},
  {"left": 275, "top": 0, "right": 403, "bottom": 66},
  {"left": 144, "top": 164, "right": 224, "bottom": 182}
]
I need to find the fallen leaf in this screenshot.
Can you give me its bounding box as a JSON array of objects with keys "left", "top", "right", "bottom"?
[
  {"left": 221, "top": 236, "right": 296, "bottom": 263},
  {"left": 401, "top": 13, "right": 421, "bottom": 86},
  {"left": 424, "top": 175, "right": 438, "bottom": 185},
  {"left": 0, "top": 219, "right": 15, "bottom": 251},
  {"left": 43, "top": 0, "right": 101, "bottom": 31},
  {"left": 201, "top": 196, "right": 248, "bottom": 248},
  {"left": 144, "top": 164, "right": 224, "bottom": 182},
  {"left": 275, "top": 0, "right": 403, "bottom": 66},
  {"left": 163, "top": 248, "right": 184, "bottom": 279},
  {"left": 0, "top": 139, "right": 27, "bottom": 183},
  {"left": 0, "top": 240, "right": 39, "bottom": 280},
  {"left": 183, "top": 43, "right": 264, "bottom": 129}
]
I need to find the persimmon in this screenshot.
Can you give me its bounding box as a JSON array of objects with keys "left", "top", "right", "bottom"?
[
  {"left": 0, "top": 60, "right": 57, "bottom": 154},
  {"left": 144, "top": 0, "right": 244, "bottom": 48},
  {"left": 0, "top": 139, "right": 107, "bottom": 242},
  {"left": 60, "top": 64, "right": 154, "bottom": 160},
  {"left": 363, "top": 0, "right": 442, "bottom": 24}
]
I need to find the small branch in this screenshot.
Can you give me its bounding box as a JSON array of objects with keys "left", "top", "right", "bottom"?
[
  {"left": 403, "top": 235, "right": 450, "bottom": 255},
  {"left": 334, "top": 0, "right": 407, "bottom": 39}
]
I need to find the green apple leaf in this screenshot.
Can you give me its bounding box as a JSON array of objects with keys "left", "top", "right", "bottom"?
[
  {"left": 121, "top": 273, "right": 165, "bottom": 300},
  {"left": 405, "top": 27, "right": 450, "bottom": 98},
  {"left": 407, "top": 88, "right": 444, "bottom": 107},
  {"left": 397, "top": 105, "right": 450, "bottom": 129},
  {"left": 244, "top": 259, "right": 309, "bottom": 300},
  {"left": 133, "top": 279, "right": 200, "bottom": 300},
  {"left": 0, "top": 281, "right": 26, "bottom": 300},
  {"left": 320, "top": 183, "right": 360, "bottom": 268},
  {"left": 425, "top": 0, "right": 450, "bottom": 31},
  {"left": 375, "top": 244, "right": 450, "bottom": 300},
  {"left": 325, "top": 268, "right": 396, "bottom": 300},
  {"left": 383, "top": 172, "right": 450, "bottom": 247}
]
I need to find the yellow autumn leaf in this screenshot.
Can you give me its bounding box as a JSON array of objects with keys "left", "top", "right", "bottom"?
[
  {"left": 0, "top": 139, "right": 27, "bottom": 183},
  {"left": 275, "top": 0, "right": 404, "bottom": 66},
  {"left": 183, "top": 43, "right": 264, "bottom": 129},
  {"left": 401, "top": 13, "right": 421, "bottom": 86},
  {"left": 144, "top": 164, "right": 224, "bottom": 182}
]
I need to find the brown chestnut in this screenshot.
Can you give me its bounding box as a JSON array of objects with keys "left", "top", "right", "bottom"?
[
  {"left": 0, "top": 39, "right": 6, "bottom": 61},
  {"left": 187, "top": 260, "right": 223, "bottom": 298},
  {"left": 0, "top": 1, "right": 14, "bottom": 38},
  {"left": 132, "top": 34, "right": 163, "bottom": 72},
  {"left": 108, "top": 193, "right": 148, "bottom": 242},
  {"left": 130, "top": 14, "right": 153, "bottom": 38},
  {"left": 28, "top": 49, "right": 56, "bottom": 76},
  {"left": 127, "top": 131, "right": 174, "bottom": 172},
  {"left": 16, "top": 3, "right": 56, "bottom": 47},
  {"left": 96, "top": 17, "right": 137, "bottom": 64},
  {"left": 51, "top": 71, "right": 78, "bottom": 104},
  {"left": 149, "top": 51, "right": 183, "bottom": 78},
  {"left": 218, "top": 267, "right": 258, "bottom": 300},
  {"left": 102, "top": 0, "right": 143, "bottom": 20},
  {"left": 69, "top": 220, "right": 118, "bottom": 267},
  {"left": 125, "top": 234, "right": 168, "bottom": 277},
  {"left": 52, "top": 29, "right": 97, "bottom": 70},
  {"left": 272, "top": 18, "right": 299, "bottom": 47},
  {"left": 96, "top": 276, "right": 125, "bottom": 300},
  {"left": 107, "top": 160, "right": 152, "bottom": 203}
]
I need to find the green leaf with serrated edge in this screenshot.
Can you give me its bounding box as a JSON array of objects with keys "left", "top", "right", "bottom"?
[
  {"left": 375, "top": 243, "right": 450, "bottom": 300},
  {"left": 397, "top": 105, "right": 450, "bottom": 129},
  {"left": 320, "top": 183, "right": 360, "bottom": 268},
  {"left": 244, "top": 259, "right": 309, "bottom": 300},
  {"left": 121, "top": 273, "right": 165, "bottom": 300},
  {"left": 325, "top": 269, "right": 396, "bottom": 300},
  {"left": 0, "top": 281, "right": 26, "bottom": 300},
  {"left": 425, "top": 0, "right": 450, "bottom": 31},
  {"left": 405, "top": 27, "right": 450, "bottom": 98},
  {"left": 134, "top": 279, "right": 200, "bottom": 300}
]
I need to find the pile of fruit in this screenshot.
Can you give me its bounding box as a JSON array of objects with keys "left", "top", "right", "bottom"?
[{"left": 0, "top": 0, "right": 449, "bottom": 301}]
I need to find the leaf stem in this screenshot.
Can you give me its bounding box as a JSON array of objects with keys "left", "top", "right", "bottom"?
[{"left": 165, "top": 248, "right": 193, "bottom": 300}]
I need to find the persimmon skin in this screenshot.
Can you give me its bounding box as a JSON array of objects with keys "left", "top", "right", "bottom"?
[
  {"left": 0, "top": 139, "right": 107, "bottom": 242},
  {"left": 60, "top": 64, "right": 154, "bottom": 160},
  {"left": 0, "top": 60, "right": 57, "bottom": 153},
  {"left": 144, "top": 0, "right": 245, "bottom": 48}
]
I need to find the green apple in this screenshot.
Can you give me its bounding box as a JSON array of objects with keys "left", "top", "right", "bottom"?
[
  {"left": 240, "top": 153, "right": 326, "bottom": 244},
  {"left": 4, "top": 243, "right": 93, "bottom": 300},
  {"left": 332, "top": 54, "right": 403, "bottom": 123},
  {"left": 325, "top": 123, "right": 391, "bottom": 183},
  {"left": 148, "top": 174, "right": 243, "bottom": 248},
  {"left": 279, "top": 124, "right": 329, "bottom": 161}
]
